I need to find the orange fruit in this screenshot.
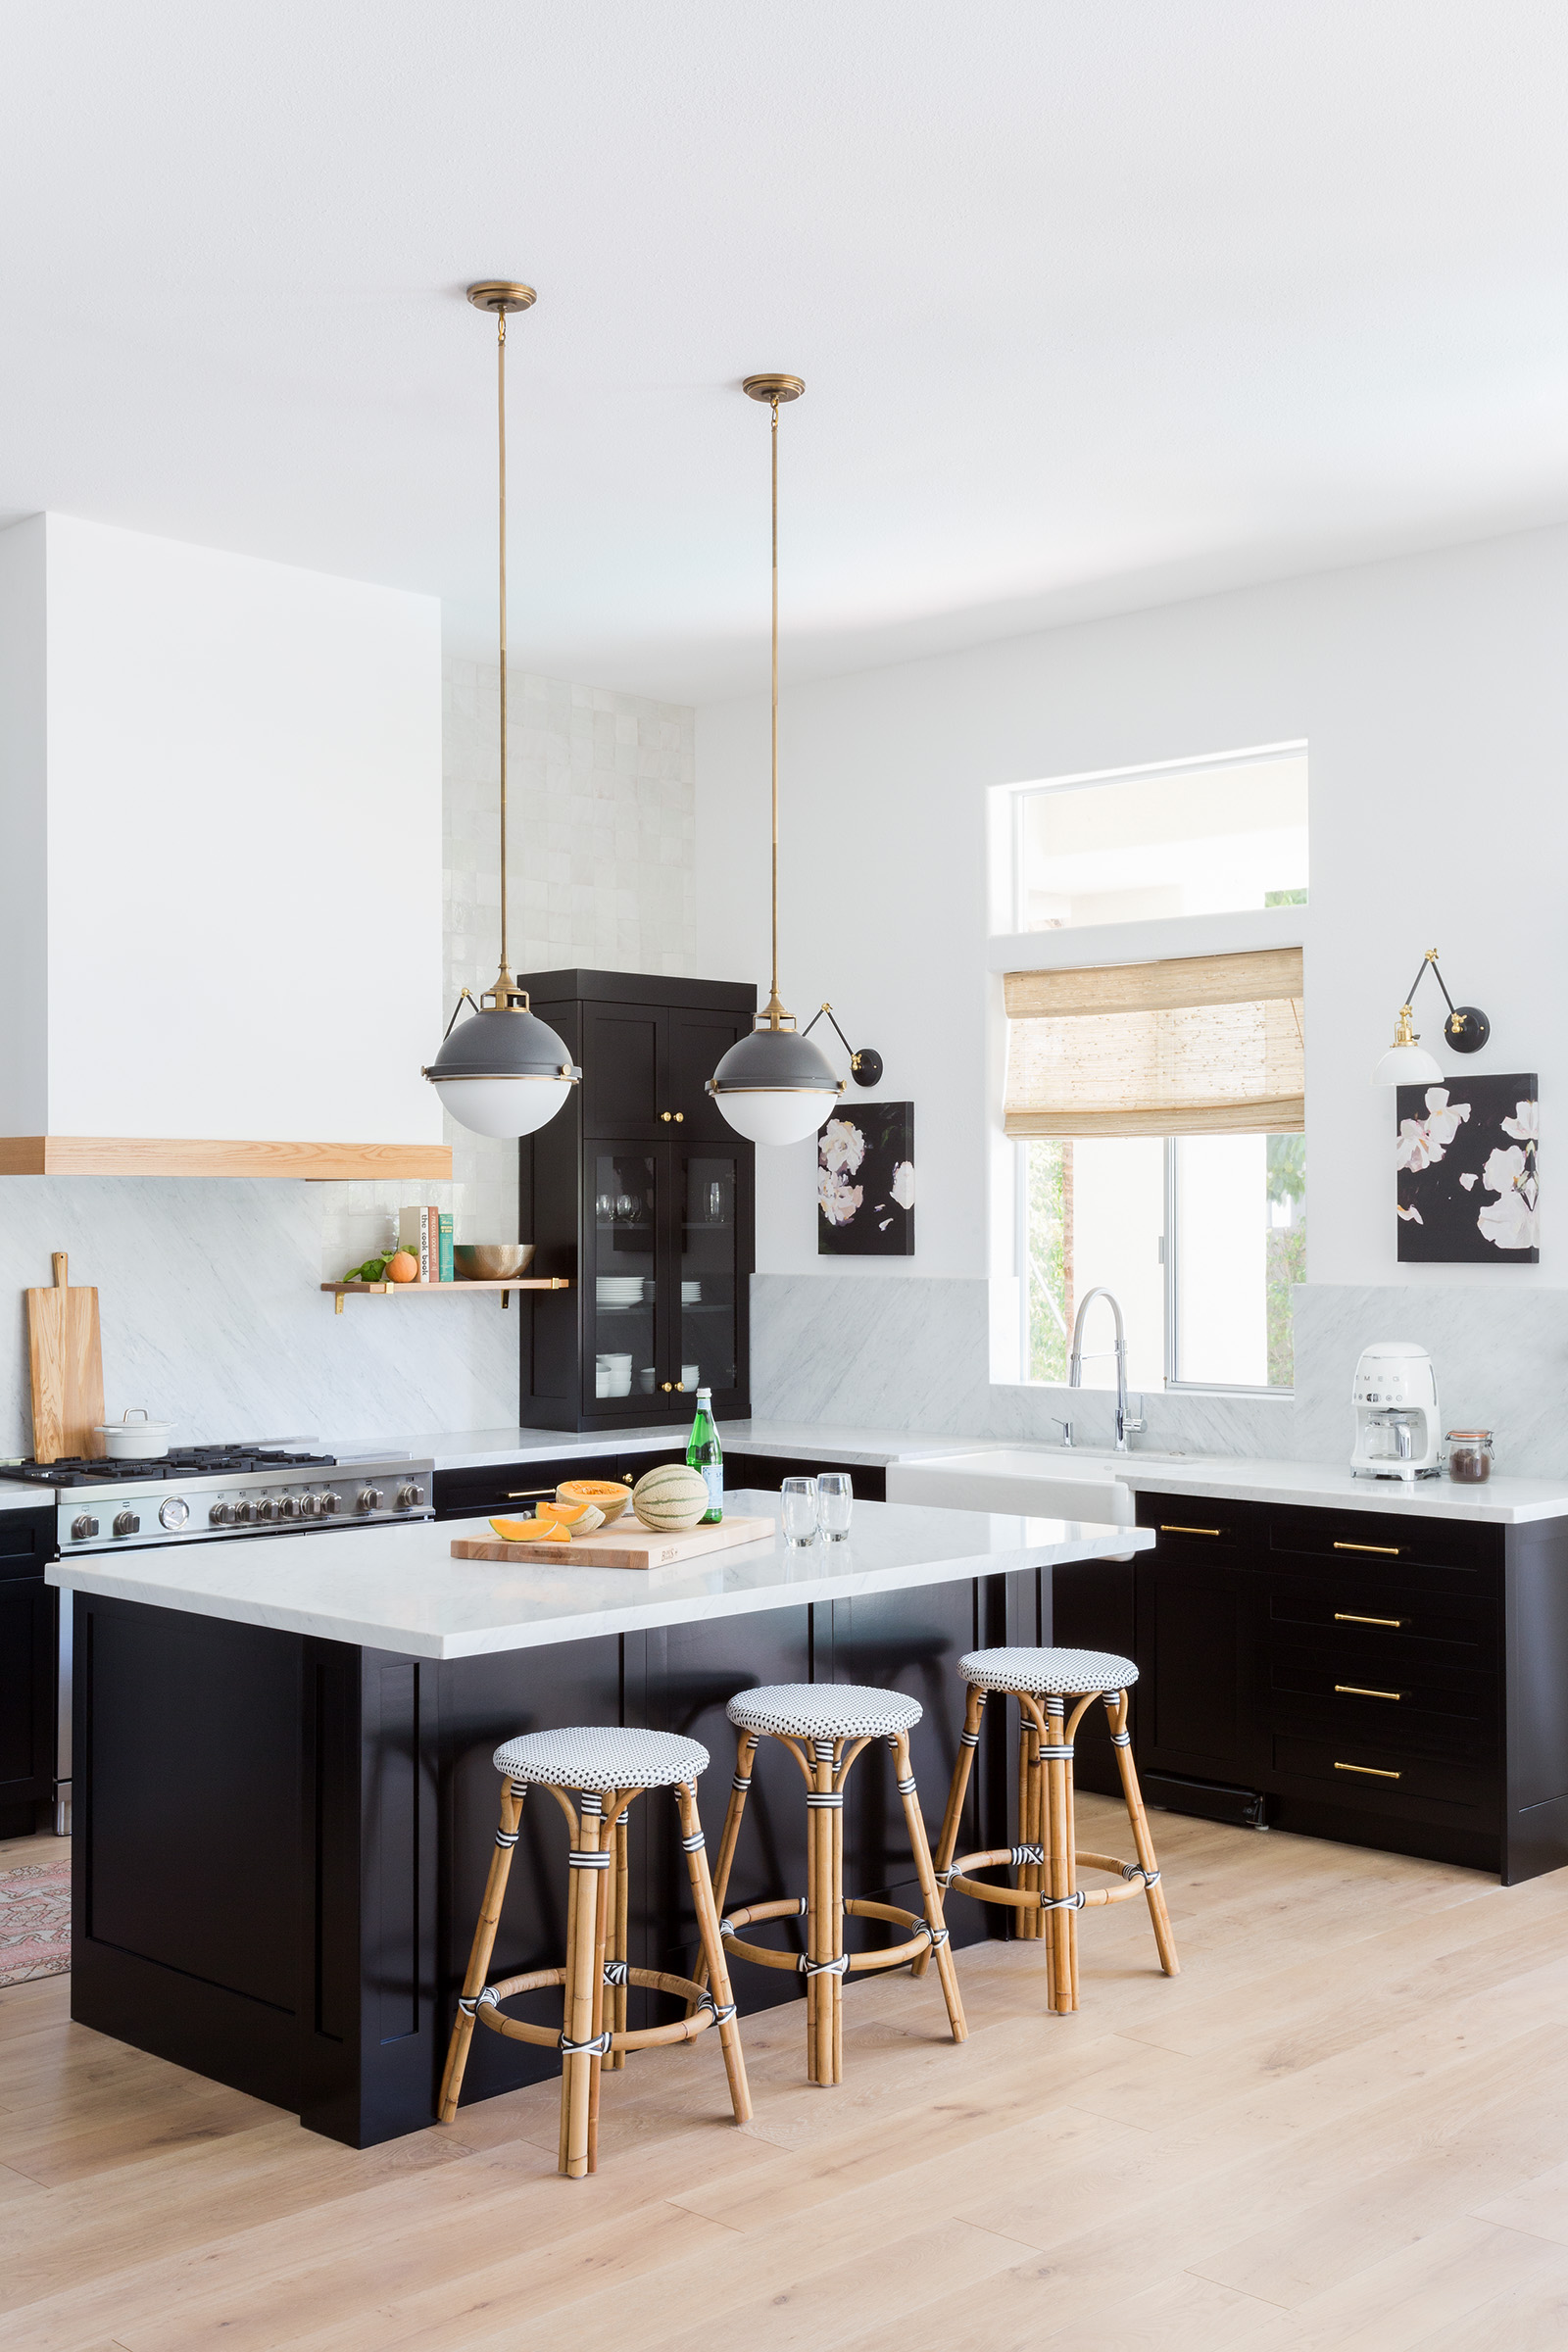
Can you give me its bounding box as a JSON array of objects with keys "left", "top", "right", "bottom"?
[
  {"left": 384, "top": 1250, "right": 419, "bottom": 1284},
  {"left": 557, "top": 1478, "right": 630, "bottom": 1524},
  {"left": 489, "top": 1516, "right": 571, "bottom": 1543}
]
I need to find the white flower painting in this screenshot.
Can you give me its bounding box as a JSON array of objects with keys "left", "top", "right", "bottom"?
[
  {"left": 1396, "top": 1073, "right": 1539, "bottom": 1263},
  {"left": 817, "top": 1102, "right": 915, "bottom": 1256}
]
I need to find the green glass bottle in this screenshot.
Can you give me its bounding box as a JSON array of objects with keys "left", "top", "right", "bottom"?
[{"left": 686, "top": 1386, "right": 723, "bottom": 1522}]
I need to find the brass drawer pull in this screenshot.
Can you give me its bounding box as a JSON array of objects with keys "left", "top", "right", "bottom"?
[
  {"left": 1159, "top": 1524, "right": 1224, "bottom": 1538},
  {"left": 1334, "top": 1611, "right": 1406, "bottom": 1629},
  {"left": 1335, "top": 1684, "right": 1402, "bottom": 1702},
  {"left": 1333, "top": 1540, "right": 1400, "bottom": 1556},
  {"left": 504, "top": 1488, "right": 557, "bottom": 1500},
  {"left": 1335, "top": 1760, "right": 1401, "bottom": 1780}
]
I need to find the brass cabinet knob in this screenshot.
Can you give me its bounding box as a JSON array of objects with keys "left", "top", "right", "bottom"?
[
  {"left": 661, "top": 1110, "right": 672, "bottom": 1122},
  {"left": 674, "top": 1111, "right": 684, "bottom": 1122},
  {"left": 662, "top": 1381, "right": 673, "bottom": 1392}
]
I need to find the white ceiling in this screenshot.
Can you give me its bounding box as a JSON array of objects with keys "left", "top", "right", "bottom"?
[{"left": 6, "top": 2, "right": 1568, "bottom": 704}]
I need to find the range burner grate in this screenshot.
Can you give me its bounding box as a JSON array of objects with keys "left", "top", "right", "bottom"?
[{"left": 0, "top": 1446, "right": 339, "bottom": 1490}]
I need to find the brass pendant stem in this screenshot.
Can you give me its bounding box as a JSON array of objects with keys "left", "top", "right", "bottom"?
[
  {"left": 497, "top": 311, "right": 509, "bottom": 976},
  {"left": 771, "top": 395, "right": 781, "bottom": 1025}
]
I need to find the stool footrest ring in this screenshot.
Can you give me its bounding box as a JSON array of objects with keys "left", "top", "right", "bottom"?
[
  {"left": 471, "top": 1962, "right": 729, "bottom": 2053},
  {"left": 943, "top": 1848, "right": 1155, "bottom": 1913},
  {"left": 721, "top": 1893, "right": 944, "bottom": 1978}
]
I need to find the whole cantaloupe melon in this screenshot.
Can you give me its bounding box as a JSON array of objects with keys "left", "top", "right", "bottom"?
[{"left": 632, "top": 1461, "right": 710, "bottom": 1533}]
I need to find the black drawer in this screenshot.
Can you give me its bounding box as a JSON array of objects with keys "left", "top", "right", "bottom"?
[
  {"left": 1268, "top": 1501, "right": 1494, "bottom": 1575},
  {"left": 1267, "top": 1656, "right": 1494, "bottom": 1764},
  {"left": 0, "top": 1506, "right": 55, "bottom": 1576},
  {"left": 1272, "top": 1731, "right": 1490, "bottom": 1817},
  {"left": 728, "top": 1454, "right": 887, "bottom": 1502},
  {"left": 1267, "top": 1575, "right": 1494, "bottom": 1668},
  {"left": 433, "top": 1453, "right": 628, "bottom": 1521},
  {"left": 1135, "top": 1494, "right": 1266, "bottom": 1549}
]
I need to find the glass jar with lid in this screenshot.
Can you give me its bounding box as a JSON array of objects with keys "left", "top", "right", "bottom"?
[{"left": 1445, "top": 1430, "right": 1494, "bottom": 1484}]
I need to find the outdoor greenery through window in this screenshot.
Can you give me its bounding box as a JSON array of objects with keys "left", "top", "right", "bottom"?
[{"left": 1024, "top": 1131, "right": 1305, "bottom": 1391}]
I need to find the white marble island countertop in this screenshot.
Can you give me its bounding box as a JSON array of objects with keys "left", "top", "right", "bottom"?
[{"left": 46, "top": 1492, "right": 1152, "bottom": 1661}]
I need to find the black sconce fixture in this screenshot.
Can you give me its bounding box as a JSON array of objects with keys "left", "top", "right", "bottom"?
[
  {"left": 1372, "top": 949, "right": 1491, "bottom": 1087},
  {"left": 802, "top": 1004, "right": 884, "bottom": 1090}
]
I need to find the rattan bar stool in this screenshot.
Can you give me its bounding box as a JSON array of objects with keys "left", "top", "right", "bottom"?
[
  {"left": 702, "top": 1683, "right": 967, "bottom": 2084},
  {"left": 438, "top": 1726, "right": 751, "bottom": 2177},
  {"left": 921, "top": 1647, "right": 1178, "bottom": 2015}
]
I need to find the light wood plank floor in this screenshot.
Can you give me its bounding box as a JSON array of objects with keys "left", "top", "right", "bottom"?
[{"left": 7, "top": 1802, "right": 1568, "bottom": 2350}]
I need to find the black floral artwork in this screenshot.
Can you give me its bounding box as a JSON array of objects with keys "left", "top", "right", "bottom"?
[
  {"left": 1395, "top": 1073, "right": 1538, "bottom": 1263},
  {"left": 817, "top": 1102, "right": 915, "bottom": 1256}
]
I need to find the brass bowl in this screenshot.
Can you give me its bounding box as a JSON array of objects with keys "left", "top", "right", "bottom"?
[{"left": 453, "top": 1244, "right": 535, "bottom": 1281}]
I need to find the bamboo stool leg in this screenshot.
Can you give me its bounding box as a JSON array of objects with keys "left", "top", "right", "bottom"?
[
  {"left": 892, "top": 1732, "right": 967, "bottom": 2043},
  {"left": 807, "top": 1736, "right": 843, "bottom": 2085},
  {"left": 914, "top": 1686, "right": 984, "bottom": 1981},
  {"left": 1105, "top": 1690, "right": 1180, "bottom": 1977},
  {"left": 1026, "top": 1708, "right": 1049, "bottom": 1940},
  {"left": 586, "top": 1795, "right": 619, "bottom": 2170},
  {"left": 438, "top": 1777, "right": 525, "bottom": 2124},
  {"left": 1045, "top": 1696, "right": 1077, "bottom": 2014},
  {"left": 608, "top": 1814, "right": 630, "bottom": 2068},
  {"left": 675, "top": 1780, "right": 753, "bottom": 2124},
  {"left": 688, "top": 1731, "right": 758, "bottom": 2016},
  {"left": 831, "top": 1750, "right": 845, "bottom": 2085},
  {"left": 560, "top": 1797, "right": 605, "bottom": 2179},
  {"left": 1062, "top": 1705, "right": 1081, "bottom": 2009}
]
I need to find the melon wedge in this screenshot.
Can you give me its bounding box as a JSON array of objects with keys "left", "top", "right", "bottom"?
[
  {"left": 557, "top": 1478, "right": 630, "bottom": 1525},
  {"left": 488, "top": 1516, "right": 572, "bottom": 1543},
  {"left": 547, "top": 1497, "right": 606, "bottom": 1534}
]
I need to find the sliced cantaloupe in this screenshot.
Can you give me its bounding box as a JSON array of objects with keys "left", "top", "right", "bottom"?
[
  {"left": 557, "top": 1477, "right": 630, "bottom": 1524},
  {"left": 488, "top": 1515, "right": 573, "bottom": 1544},
  {"left": 546, "top": 1497, "right": 606, "bottom": 1534}
]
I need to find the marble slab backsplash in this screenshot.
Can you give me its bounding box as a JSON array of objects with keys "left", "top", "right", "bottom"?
[
  {"left": 0, "top": 1178, "right": 518, "bottom": 1456},
  {"left": 751, "top": 1273, "right": 1568, "bottom": 1477}
]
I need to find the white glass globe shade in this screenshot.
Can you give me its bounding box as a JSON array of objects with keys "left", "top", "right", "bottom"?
[
  {"left": 430, "top": 1075, "right": 574, "bottom": 1140},
  {"left": 1371, "top": 1042, "right": 1444, "bottom": 1088},
  {"left": 713, "top": 1088, "right": 842, "bottom": 1146}
]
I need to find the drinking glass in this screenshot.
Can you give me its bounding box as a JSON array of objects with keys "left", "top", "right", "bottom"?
[
  {"left": 781, "top": 1476, "right": 818, "bottom": 1547},
  {"left": 709, "top": 1181, "right": 723, "bottom": 1223},
  {"left": 816, "top": 1471, "right": 853, "bottom": 1542}
]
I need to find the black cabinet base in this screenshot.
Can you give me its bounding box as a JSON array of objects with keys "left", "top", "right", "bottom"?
[
  {"left": 70, "top": 1566, "right": 1040, "bottom": 2148},
  {"left": 1143, "top": 1771, "right": 1268, "bottom": 1830}
]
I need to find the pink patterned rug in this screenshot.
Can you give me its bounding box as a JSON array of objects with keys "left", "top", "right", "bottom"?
[{"left": 0, "top": 1859, "right": 71, "bottom": 1986}]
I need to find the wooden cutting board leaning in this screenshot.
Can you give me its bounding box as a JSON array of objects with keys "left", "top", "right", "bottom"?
[
  {"left": 451, "top": 1513, "right": 777, "bottom": 1571},
  {"left": 25, "top": 1252, "right": 105, "bottom": 1463}
]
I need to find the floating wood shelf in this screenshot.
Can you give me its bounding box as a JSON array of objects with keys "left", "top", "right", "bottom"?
[
  {"left": 322, "top": 1277, "right": 570, "bottom": 1315},
  {"left": 3, "top": 1137, "right": 453, "bottom": 1180}
]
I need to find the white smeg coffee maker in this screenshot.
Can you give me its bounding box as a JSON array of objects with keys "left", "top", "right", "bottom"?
[{"left": 1350, "top": 1342, "right": 1442, "bottom": 1480}]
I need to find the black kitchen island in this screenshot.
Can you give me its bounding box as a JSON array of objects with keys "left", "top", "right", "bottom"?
[{"left": 51, "top": 1494, "right": 1151, "bottom": 2147}]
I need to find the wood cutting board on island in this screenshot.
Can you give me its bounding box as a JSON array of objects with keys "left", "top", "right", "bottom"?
[
  {"left": 25, "top": 1251, "right": 104, "bottom": 1462},
  {"left": 451, "top": 1513, "right": 776, "bottom": 1570}
]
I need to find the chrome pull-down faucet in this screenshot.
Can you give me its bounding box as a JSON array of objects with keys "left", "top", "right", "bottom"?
[{"left": 1068, "top": 1287, "right": 1146, "bottom": 1453}]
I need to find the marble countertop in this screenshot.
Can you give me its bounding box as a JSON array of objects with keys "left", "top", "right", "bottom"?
[
  {"left": 45, "top": 1490, "right": 1152, "bottom": 1661},
  {"left": 1114, "top": 1454, "right": 1568, "bottom": 1525},
  {"left": 0, "top": 1486, "right": 51, "bottom": 1514},
  {"left": 345, "top": 1420, "right": 967, "bottom": 1474}
]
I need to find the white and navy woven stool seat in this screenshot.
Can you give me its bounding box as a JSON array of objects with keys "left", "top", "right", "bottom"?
[
  {"left": 700, "top": 1682, "right": 967, "bottom": 2086},
  {"left": 437, "top": 1723, "right": 750, "bottom": 2177},
  {"left": 924, "top": 1645, "right": 1177, "bottom": 2016}
]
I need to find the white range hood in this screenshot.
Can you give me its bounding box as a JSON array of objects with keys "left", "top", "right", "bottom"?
[{"left": 0, "top": 513, "right": 449, "bottom": 1178}]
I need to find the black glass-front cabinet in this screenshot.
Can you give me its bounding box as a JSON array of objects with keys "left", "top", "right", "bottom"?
[{"left": 517, "top": 970, "right": 758, "bottom": 1432}]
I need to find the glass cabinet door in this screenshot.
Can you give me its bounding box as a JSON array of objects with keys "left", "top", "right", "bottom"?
[
  {"left": 677, "top": 1152, "right": 743, "bottom": 1405},
  {"left": 587, "top": 1151, "right": 659, "bottom": 1414}
]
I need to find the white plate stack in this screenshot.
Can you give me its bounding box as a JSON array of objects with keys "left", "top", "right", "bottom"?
[
  {"left": 595, "top": 1352, "right": 633, "bottom": 1397},
  {"left": 680, "top": 1280, "right": 703, "bottom": 1305},
  {"left": 597, "top": 1276, "right": 646, "bottom": 1309}
]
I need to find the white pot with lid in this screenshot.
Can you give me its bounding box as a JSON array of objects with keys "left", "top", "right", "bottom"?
[{"left": 96, "top": 1408, "right": 176, "bottom": 1459}]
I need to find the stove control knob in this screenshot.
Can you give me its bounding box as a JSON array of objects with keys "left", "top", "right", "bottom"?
[
  {"left": 71, "top": 1513, "right": 100, "bottom": 1542},
  {"left": 232, "top": 1499, "right": 255, "bottom": 1523},
  {"left": 210, "top": 1501, "right": 234, "bottom": 1526},
  {"left": 158, "top": 1497, "right": 190, "bottom": 1531},
  {"left": 318, "top": 1491, "right": 341, "bottom": 1515},
  {"left": 112, "top": 1509, "right": 140, "bottom": 1539},
  {"left": 254, "top": 1497, "right": 276, "bottom": 1521},
  {"left": 275, "top": 1494, "right": 298, "bottom": 1519},
  {"left": 396, "top": 1484, "right": 424, "bottom": 1511},
  {"left": 356, "top": 1487, "right": 384, "bottom": 1515},
  {"left": 298, "top": 1493, "right": 319, "bottom": 1518}
]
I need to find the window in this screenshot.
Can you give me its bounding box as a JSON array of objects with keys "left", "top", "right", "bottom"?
[
  {"left": 1013, "top": 747, "right": 1307, "bottom": 933},
  {"left": 1007, "top": 951, "right": 1304, "bottom": 1394}
]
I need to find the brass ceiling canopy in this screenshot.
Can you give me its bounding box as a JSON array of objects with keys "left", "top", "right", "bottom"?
[
  {"left": 466, "top": 281, "right": 537, "bottom": 316},
  {"left": 742, "top": 373, "right": 805, "bottom": 403}
]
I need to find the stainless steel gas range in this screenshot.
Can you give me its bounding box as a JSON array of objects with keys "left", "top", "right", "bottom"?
[{"left": 0, "top": 1445, "right": 435, "bottom": 1833}]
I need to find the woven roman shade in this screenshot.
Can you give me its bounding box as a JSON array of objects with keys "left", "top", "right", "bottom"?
[{"left": 1004, "top": 949, "right": 1304, "bottom": 1139}]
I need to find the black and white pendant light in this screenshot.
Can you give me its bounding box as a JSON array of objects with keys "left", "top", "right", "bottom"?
[
  {"left": 422, "top": 282, "right": 581, "bottom": 1141},
  {"left": 707, "top": 376, "right": 846, "bottom": 1147}
]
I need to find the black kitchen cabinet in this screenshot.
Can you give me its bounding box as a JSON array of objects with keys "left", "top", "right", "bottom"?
[
  {"left": 432, "top": 1447, "right": 685, "bottom": 1523},
  {"left": 0, "top": 1506, "right": 60, "bottom": 1838},
  {"left": 516, "top": 970, "right": 758, "bottom": 1433},
  {"left": 1119, "top": 1492, "right": 1568, "bottom": 1881}
]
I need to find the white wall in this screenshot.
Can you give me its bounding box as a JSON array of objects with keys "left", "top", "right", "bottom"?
[
  {"left": 0, "top": 515, "right": 48, "bottom": 1134},
  {"left": 4, "top": 512, "right": 444, "bottom": 1145},
  {"left": 697, "top": 520, "right": 1568, "bottom": 1296}
]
